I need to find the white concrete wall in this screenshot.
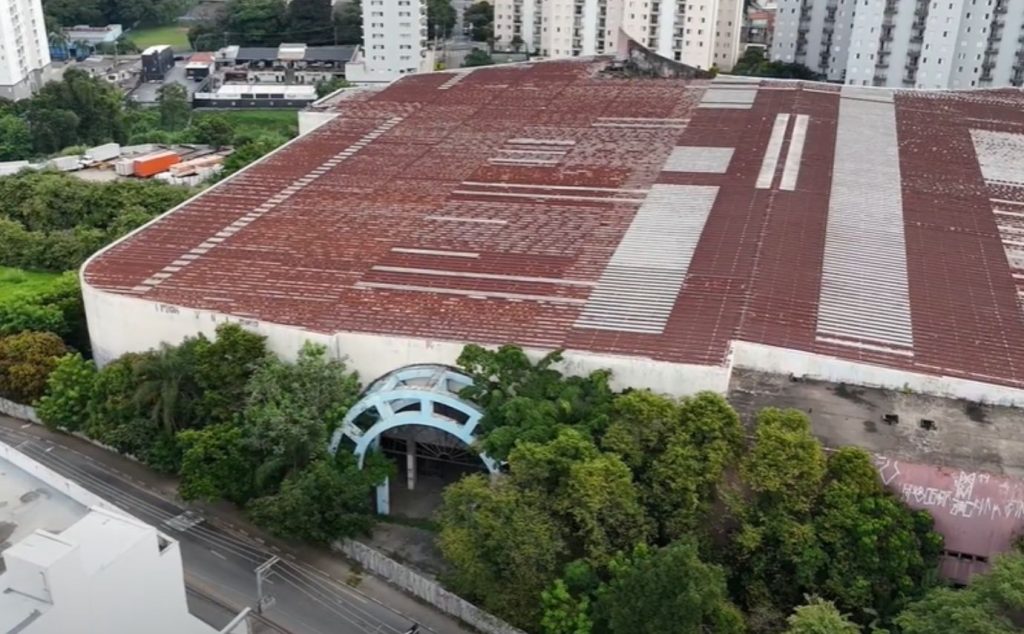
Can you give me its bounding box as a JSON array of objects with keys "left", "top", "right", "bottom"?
[
  {"left": 23, "top": 523, "right": 211, "bottom": 634},
  {"left": 731, "top": 341, "right": 1024, "bottom": 407},
  {"left": 82, "top": 284, "right": 731, "bottom": 396}
]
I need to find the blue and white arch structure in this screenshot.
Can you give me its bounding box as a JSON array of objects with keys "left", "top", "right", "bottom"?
[{"left": 328, "top": 364, "right": 498, "bottom": 514}]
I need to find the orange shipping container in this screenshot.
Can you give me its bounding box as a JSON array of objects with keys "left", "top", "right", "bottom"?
[{"left": 133, "top": 151, "right": 181, "bottom": 178}]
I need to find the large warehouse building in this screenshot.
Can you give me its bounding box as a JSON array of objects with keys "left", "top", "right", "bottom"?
[{"left": 83, "top": 58, "right": 1024, "bottom": 405}]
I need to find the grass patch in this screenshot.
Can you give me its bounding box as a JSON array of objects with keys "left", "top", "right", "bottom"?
[
  {"left": 195, "top": 110, "right": 300, "bottom": 140},
  {"left": 127, "top": 25, "right": 192, "bottom": 51},
  {"left": 0, "top": 267, "right": 61, "bottom": 300},
  {"left": 383, "top": 514, "right": 441, "bottom": 533}
]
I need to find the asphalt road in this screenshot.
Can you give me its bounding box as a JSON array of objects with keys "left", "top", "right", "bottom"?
[{"left": 0, "top": 422, "right": 425, "bottom": 634}]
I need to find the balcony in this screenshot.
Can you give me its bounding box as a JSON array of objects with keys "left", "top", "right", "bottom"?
[{"left": 994, "top": 1, "right": 1008, "bottom": 14}]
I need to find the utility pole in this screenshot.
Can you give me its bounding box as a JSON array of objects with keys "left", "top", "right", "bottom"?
[{"left": 255, "top": 555, "right": 280, "bottom": 615}]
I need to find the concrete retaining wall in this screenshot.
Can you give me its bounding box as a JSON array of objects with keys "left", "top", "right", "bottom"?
[
  {"left": 334, "top": 539, "right": 527, "bottom": 634},
  {"left": 0, "top": 396, "right": 41, "bottom": 423}
]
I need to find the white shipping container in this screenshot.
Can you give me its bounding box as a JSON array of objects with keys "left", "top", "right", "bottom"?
[
  {"left": 115, "top": 158, "right": 135, "bottom": 177},
  {"left": 85, "top": 143, "right": 121, "bottom": 162},
  {"left": 0, "top": 161, "right": 30, "bottom": 177},
  {"left": 49, "top": 155, "right": 82, "bottom": 172}
]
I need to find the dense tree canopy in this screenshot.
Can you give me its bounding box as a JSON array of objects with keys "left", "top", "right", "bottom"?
[
  {"left": 463, "top": 48, "right": 494, "bottom": 67},
  {"left": 457, "top": 344, "right": 614, "bottom": 459},
  {"left": 0, "top": 331, "right": 68, "bottom": 403},
  {"left": 286, "top": 0, "right": 334, "bottom": 44},
  {"left": 39, "top": 326, "right": 387, "bottom": 544},
  {"left": 731, "top": 47, "right": 820, "bottom": 80},
  {"left": 158, "top": 83, "right": 190, "bottom": 131},
  {"left": 463, "top": 1, "right": 494, "bottom": 41},
  {"left": 43, "top": 0, "right": 195, "bottom": 28},
  {"left": 443, "top": 346, "right": 945, "bottom": 633},
  {"left": 783, "top": 598, "right": 860, "bottom": 634},
  {"left": 427, "top": 0, "right": 456, "bottom": 39},
  {"left": 439, "top": 474, "right": 567, "bottom": 628},
  {"left": 895, "top": 553, "right": 1024, "bottom": 634},
  {"left": 29, "top": 69, "right": 126, "bottom": 154},
  {"left": 0, "top": 172, "right": 191, "bottom": 272},
  {"left": 593, "top": 542, "right": 745, "bottom": 634}
]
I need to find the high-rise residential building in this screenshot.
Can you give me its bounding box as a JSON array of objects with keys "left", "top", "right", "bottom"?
[
  {"left": 344, "top": 0, "right": 432, "bottom": 82},
  {"left": 772, "top": 0, "right": 1024, "bottom": 88},
  {"left": 0, "top": 0, "right": 51, "bottom": 100},
  {"left": 493, "top": 0, "right": 744, "bottom": 70}
]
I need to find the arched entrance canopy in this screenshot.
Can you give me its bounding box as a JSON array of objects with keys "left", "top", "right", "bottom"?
[{"left": 328, "top": 364, "right": 498, "bottom": 512}]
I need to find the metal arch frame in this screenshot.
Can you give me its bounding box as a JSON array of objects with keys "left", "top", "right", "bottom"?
[{"left": 328, "top": 364, "right": 499, "bottom": 474}]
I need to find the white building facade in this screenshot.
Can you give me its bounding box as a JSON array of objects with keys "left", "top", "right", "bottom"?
[
  {"left": 493, "top": 0, "right": 744, "bottom": 70},
  {"left": 344, "top": 0, "right": 433, "bottom": 82},
  {"left": 0, "top": 508, "right": 220, "bottom": 634},
  {"left": 0, "top": 0, "right": 51, "bottom": 99},
  {"left": 772, "top": 0, "right": 1024, "bottom": 88}
]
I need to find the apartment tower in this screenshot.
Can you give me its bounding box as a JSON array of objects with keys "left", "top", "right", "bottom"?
[
  {"left": 345, "top": 0, "right": 431, "bottom": 81},
  {"left": 493, "top": 0, "right": 744, "bottom": 70},
  {"left": 0, "top": 0, "right": 51, "bottom": 99},
  {"left": 772, "top": 0, "right": 1024, "bottom": 88}
]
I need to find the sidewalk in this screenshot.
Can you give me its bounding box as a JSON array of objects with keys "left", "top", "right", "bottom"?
[{"left": 0, "top": 416, "right": 475, "bottom": 634}]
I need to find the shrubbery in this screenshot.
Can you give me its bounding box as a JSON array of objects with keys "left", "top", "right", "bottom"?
[
  {"left": 38, "top": 325, "right": 390, "bottom": 543},
  {"left": 440, "top": 345, "right": 946, "bottom": 633}
]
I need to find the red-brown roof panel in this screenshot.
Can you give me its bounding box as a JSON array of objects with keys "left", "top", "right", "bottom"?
[{"left": 84, "top": 60, "right": 1024, "bottom": 392}]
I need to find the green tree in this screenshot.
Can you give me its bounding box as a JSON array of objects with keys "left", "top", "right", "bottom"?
[
  {"left": 811, "top": 448, "right": 942, "bottom": 624},
  {"left": 463, "top": 47, "right": 494, "bottom": 67},
  {"left": 427, "top": 0, "right": 456, "bottom": 39},
  {"left": 731, "top": 408, "right": 829, "bottom": 625},
  {"left": 541, "top": 579, "right": 593, "bottom": 634},
  {"left": 592, "top": 542, "right": 745, "bottom": 634},
  {"left": 0, "top": 114, "right": 32, "bottom": 161},
  {"left": 190, "top": 115, "right": 235, "bottom": 147},
  {"left": 222, "top": 134, "right": 287, "bottom": 176},
  {"left": 457, "top": 344, "right": 614, "bottom": 459},
  {"left": 222, "top": 0, "right": 288, "bottom": 46},
  {"left": 439, "top": 474, "right": 567, "bottom": 629},
  {"left": 287, "top": 0, "right": 333, "bottom": 44},
  {"left": 895, "top": 553, "right": 1024, "bottom": 633},
  {"left": 743, "top": 408, "right": 826, "bottom": 515},
  {"left": 241, "top": 342, "right": 360, "bottom": 491},
  {"left": 731, "top": 47, "right": 820, "bottom": 80},
  {"left": 650, "top": 391, "right": 744, "bottom": 540},
  {"left": 133, "top": 343, "right": 200, "bottom": 435},
  {"left": 158, "top": 83, "right": 191, "bottom": 131},
  {"left": 510, "top": 429, "right": 651, "bottom": 567},
  {"left": 247, "top": 452, "right": 391, "bottom": 542},
  {"left": 0, "top": 331, "right": 69, "bottom": 403},
  {"left": 332, "top": 0, "right": 363, "bottom": 44},
  {"left": 28, "top": 108, "right": 80, "bottom": 154},
  {"left": 37, "top": 353, "right": 97, "bottom": 431},
  {"left": 193, "top": 323, "right": 268, "bottom": 425},
  {"left": 178, "top": 423, "right": 259, "bottom": 504},
  {"left": 463, "top": 1, "right": 493, "bottom": 42},
  {"left": 29, "top": 69, "right": 125, "bottom": 150},
  {"left": 784, "top": 597, "right": 860, "bottom": 634},
  {"left": 315, "top": 77, "right": 352, "bottom": 98}
]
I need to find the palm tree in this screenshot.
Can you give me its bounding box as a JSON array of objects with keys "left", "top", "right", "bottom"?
[{"left": 133, "top": 345, "right": 198, "bottom": 435}]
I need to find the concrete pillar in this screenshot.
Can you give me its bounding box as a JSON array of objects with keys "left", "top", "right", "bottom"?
[
  {"left": 406, "top": 441, "right": 417, "bottom": 491},
  {"left": 376, "top": 478, "right": 390, "bottom": 515}
]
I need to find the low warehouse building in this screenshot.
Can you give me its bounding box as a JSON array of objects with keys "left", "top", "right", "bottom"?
[{"left": 82, "top": 59, "right": 1024, "bottom": 405}]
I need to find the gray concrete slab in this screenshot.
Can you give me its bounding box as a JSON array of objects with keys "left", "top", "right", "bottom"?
[{"left": 729, "top": 369, "right": 1024, "bottom": 478}]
